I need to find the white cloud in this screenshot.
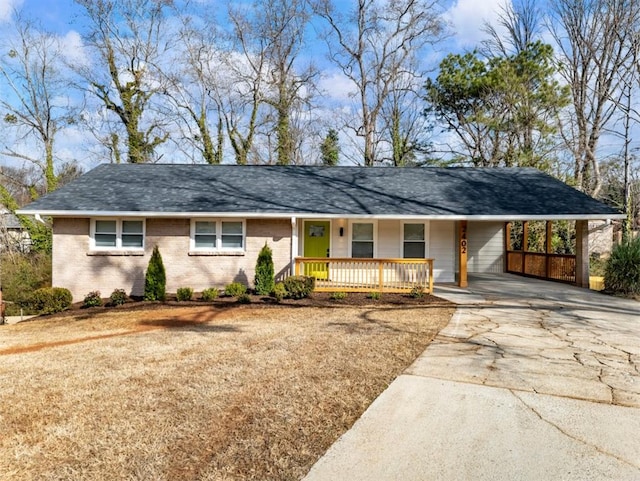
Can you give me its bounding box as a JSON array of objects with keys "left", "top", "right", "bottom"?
[
  {"left": 318, "top": 70, "right": 357, "bottom": 103},
  {"left": 59, "top": 30, "right": 89, "bottom": 67},
  {"left": 0, "top": 0, "right": 23, "bottom": 23},
  {"left": 444, "top": 0, "right": 510, "bottom": 48}
]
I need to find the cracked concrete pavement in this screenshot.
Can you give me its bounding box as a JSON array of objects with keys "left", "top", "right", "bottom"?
[{"left": 304, "top": 274, "right": 640, "bottom": 480}]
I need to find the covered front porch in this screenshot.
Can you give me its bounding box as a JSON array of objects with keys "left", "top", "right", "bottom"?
[
  {"left": 289, "top": 217, "right": 603, "bottom": 293},
  {"left": 290, "top": 218, "right": 485, "bottom": 294}
]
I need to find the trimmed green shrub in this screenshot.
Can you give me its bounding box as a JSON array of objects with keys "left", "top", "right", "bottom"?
[
  {"left": 410, "top": 286, "right": 426, "bottom": 299},
  {"left": 176, "top": 287, "right": 194, "bottom": 301},
  {"left": 201, "top": 287, "right": 219, "bottom": 301},
  {"left": 283, "top": 275, "right": 315, "bottom": 299},
  {"left": 109, "top": 289, "right": 128, "bottom": 306},
  {"left": 272, "top": 282, "right": 287, "bottom": 303},
  {"left": 254, "top": 243, "right": 275, "bottom": 295},
  {"left": 604, "top": 237, "right": 640, "bottom": 296},
  {"left": 367, "top": 291, "right": 382, "bottom": 301},
  {"left": 28, "top": 287, "right": 73, "bottom": 314},
  {"left": 237, "top": 293, "right": 251, "bottom": 304},
  {"left": 144, "top": 246, "right": 166, "bottom": 301},
  {"left": 83, "top": 291, "right": 103, "bottom": 308},
  {"left": 225, "top": 282, "right": 247, "bottom": 297},
  {"left": 330, "top": 291, "right": 347, "bottom": 300}
]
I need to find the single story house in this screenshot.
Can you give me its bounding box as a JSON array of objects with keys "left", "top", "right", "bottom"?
[{"left": 17, "top": 164, "right": 624, "bottom": 301}]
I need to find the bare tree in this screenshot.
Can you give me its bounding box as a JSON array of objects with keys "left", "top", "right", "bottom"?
[
  {"left": 482, "top": 0, "right": 543, "bottom": 57},
  {"left": 163, "top": 11, "right": 224, "bottom": 164},
  {"left": 549, "top": 0, "right": 640, "bottom": 196},
  {"left": 220, "top": 5, "right": 270, "bottom": 165},
  {"left": 381, "top": 59, "right": 434, "bottom": 166},
  {"left": 313, "top": 0, "right": 444, "bottom": 166},
  {"left": 607, "top": 30, "right": 640, "bottom": 238},
  {"left": 0, "top": 14, "right": 75, "bottom": 195},
  {"left": 75, "top": 0, "right": 174, "bottom": 163},
  {"left": 226, "top": 0, "right": 315, "bottom": 165}
]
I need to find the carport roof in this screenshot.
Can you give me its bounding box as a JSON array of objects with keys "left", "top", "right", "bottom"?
[{"left": 17, "top": 164, "right": 624, "bottom": 220}]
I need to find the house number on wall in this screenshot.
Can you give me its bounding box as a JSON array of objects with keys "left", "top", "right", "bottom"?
[{"left": 460, "top": 226, "right": 468, "bottom": 254}]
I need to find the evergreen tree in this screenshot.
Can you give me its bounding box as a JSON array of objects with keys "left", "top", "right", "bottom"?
[
  {"left": 254, "top": 243, "right": 275, "bottom": 295},
  {"left": 424, "top": 42, "right": 569, "bottom": 170},
  {"left": 144, "top": 245, "right": 166, "bottom": 301},
  {"left": 320, "top": 129, "right": 340, "bottom": 166}
]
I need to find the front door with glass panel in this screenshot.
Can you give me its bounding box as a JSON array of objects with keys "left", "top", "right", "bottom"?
[{"left": 303, "top": 221, "right": 330, "bottom": 279}]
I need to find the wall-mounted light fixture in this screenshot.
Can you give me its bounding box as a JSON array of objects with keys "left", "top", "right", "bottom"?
[{"left": 339, "top": 227, "right": 344, "bottom": 237}]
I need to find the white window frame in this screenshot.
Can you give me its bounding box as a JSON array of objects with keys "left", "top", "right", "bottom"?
[
  {"left": 401, "top": 221, "right": 429, "bottom": 259},
  {"left": 348, "top": 220, "right": 378, "bottom": 258},
  {"left": 90, "top": 218, "right": 145, "bottom": 251},
  {"left": 190, "top": 219, "right": 246, "bottom": 252}
]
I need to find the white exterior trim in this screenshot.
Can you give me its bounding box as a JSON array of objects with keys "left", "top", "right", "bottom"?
[
  {"left": 347, "top": 219, "right": 378, "bottom": 258},
  {"left": 400, "top": 220, "right": 430, "bottom": 259},
  {"left": 89, "top": 217, "right": 145, "bottom": 251},
  {"left": 189, "top": 218, "right": 246, "bottom": 253},
  {"left": 18, "top": 210, "right": 626, "bottom": 221},
  {"left": 291, "top": 217, "right": 298, "bottom": 271}
]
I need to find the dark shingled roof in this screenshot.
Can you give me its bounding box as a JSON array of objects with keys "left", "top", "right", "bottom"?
[
  {"left": 17, "top": 164, "right": 622, "bottom": 219},
  {"left": 1, "top": 212, "right": 23, "bottom": 229}
]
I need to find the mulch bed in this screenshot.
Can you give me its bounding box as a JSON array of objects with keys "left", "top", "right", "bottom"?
[{"left": 21, "top": 290, "right": 452, "bottom": 321}]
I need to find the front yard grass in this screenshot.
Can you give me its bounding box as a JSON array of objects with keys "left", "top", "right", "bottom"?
[{"left": 0, "top": 302, "right": 454, "bottom": 480}]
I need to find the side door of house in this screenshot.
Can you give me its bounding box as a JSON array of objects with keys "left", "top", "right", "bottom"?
[{"left": 303, "top": 221, "right": 330, "bottom": 279}]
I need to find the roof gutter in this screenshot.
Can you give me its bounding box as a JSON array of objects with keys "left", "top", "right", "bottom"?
[{"left": 15, "top": 210, "right": 627, "bottom": 222}]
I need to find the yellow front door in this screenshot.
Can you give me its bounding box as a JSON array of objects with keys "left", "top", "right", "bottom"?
[{"left": 303, "top": 221, "right": 330, "bottom": 279}]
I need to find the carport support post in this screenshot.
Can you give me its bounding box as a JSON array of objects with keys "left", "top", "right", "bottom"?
[
  {"left": 545, "top": 221, "right": 553, "bottom": 277},
  {"left": 575, "top": 220, "right": 589, "bottom": 288},
  {"left": 521, "top": 221, "right": 529, "bottom": 274},
  {"left": 458, "top": 221, "right": 468, "bottom": 288}
]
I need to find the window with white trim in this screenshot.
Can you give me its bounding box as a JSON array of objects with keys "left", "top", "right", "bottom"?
[
  {"left": 351, "top": 222, "right": 374, "bottom": 258},
  {"left": 403, "top": 223, "right": 425, "bottom": 258},
  {"left": 191, "top": 219, "right": 245, "bottom": 251},
  {"left": 91, "top": 219, "right": 144, "bottom": 250},
  {"left": 194, "top": 221, "right": 217, "bottom": 249}
]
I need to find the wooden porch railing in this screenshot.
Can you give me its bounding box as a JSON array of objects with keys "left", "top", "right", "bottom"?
[
  {"left": 506, "top": 251, "right": 576, "bottom": 284},
  {"left": 294, "top": 257, "right": 434, "bottom": 293}
]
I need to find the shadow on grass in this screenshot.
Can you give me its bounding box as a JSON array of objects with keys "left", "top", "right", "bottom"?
[
  {"left": 138, "top": 318, "right": 242, "bottom": 333},
  {"left": 324, "top": 305, "right": 455, "bottom": 336}
]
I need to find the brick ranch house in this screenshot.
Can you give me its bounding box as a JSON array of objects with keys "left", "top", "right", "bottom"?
[{"left": 18, "top": 164, "right": 624, "bottom": 301}]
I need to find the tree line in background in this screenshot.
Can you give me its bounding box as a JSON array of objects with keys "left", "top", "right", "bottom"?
[{"left": 0, "top": 0, "right": 638, "bottom": 236}]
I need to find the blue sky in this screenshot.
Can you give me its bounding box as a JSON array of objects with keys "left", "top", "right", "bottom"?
[
  {"left": 0, "top": 0, "right": 512, "bottom": 170},
  {"left": 3, "top": 0, "right": 509, "bottom": 60}
]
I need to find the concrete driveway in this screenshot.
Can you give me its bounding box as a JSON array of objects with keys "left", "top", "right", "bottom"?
[{"left": 304, "top": 274, "right": 640, "bottom": 480}]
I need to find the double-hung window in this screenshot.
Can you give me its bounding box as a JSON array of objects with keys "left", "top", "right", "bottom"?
[
  {"left": 351, "top": 222, "right": 374, "bottom": 258},
  {"left": 92, "top": 219, "right": 144, "bottom": 250},
  {"left": 403, "top": 223, "right": 426, "bottom": 258},
  {"left": 221, "top": 221, "right": 243, "bottom": 249},
  {"left": 194, "top": 221, "right": 217, "bottom": 249},
  {"left": 191, "top": 219, "right": 245, "bottom": 252}
]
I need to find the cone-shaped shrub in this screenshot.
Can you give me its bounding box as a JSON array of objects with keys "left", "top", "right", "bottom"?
[
  {"left": 604, "top": 237, "right": 640, "bottom": 296},
  {"left": 254, "top": 243, "right": 275, "bottom": 295},
  {"left": 144, "top": 245, "right": 166, "bottom": 301}
]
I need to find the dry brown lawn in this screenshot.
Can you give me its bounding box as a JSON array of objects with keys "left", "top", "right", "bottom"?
[{"left": 0, "top": 302, "right": 454, "bottom": 481}]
